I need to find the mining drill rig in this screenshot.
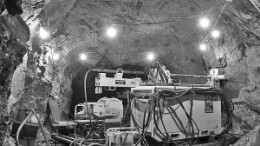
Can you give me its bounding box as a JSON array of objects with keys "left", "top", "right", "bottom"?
[{"left": 46, "top": 61, "right": 234, "bottom": 146}]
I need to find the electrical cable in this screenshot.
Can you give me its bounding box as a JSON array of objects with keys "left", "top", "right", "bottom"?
[
  {"left": 131, "top": 89, "right": 197, "bottom": 145},
  {"left": 220, "top": 91, "right": 233, "bottom": 134},
  {"left": 130, "top": 98, "right": 149, "bottom": 129},
  {"left": 175, "top": 97, "right": 195, "bottom": 145},
  {"left": 131, "top": 95, "right": 154, "bottom": 146},
  {"left": 141, "top": 99, "right": 153, "bottom": 146},
  {"left": 157, "top": 98, "right": 172, "bottom": 142},
  {"left": 16, "top": 109, "right": 50, "bottom": 146},
  {"left": 162, "top": 89, "right": 191, "bottom": 141},
  {"left": 165, "top": 106, "right": 185, "bottom": 135},
  {"left": 201, "top": 2, "right": 227, "bottom": 43},
  {"left": 121, "top": 92, "right": 131, "bottom": 127},
  {"left": 166, "top": 106, "right": 188, "bottom": 140},
  {"left": 169, "top": 87, "right": 234, "bottom": 137},
  {"left": 192, "top": 88, "right": 234, "bottom": 134},
  {"left": 29, "top": 109, "right": 50, "bottom": 146},
  {"left": 162, "top": 89, "right": 200, "bottom": 145},
  {"left": 153, "top": 100, "right": 169, "bottom": 142},
  {"left": 69, "top": 138, "right": 81, "bottom": 146},
  {"left": 134, "top": 98, "right": 149, "bottom": 146},
  {"left": 16, "top": 111, "right": 33, "bottom": 146},
  {"left": 140, "top": 103, "right": 148, "bottom": 145},
  {"left": 175, "top": 95, "right": 197, "bottom": 145},
  {"left": 129, "top": 85, "right": 233, "bottom": 145},
  {"left": 87, "top": 143, "right": 103, "bottom": 146},
  {"left": 69, "top": 111, "right": 99, "bottom": 145},
  {"left": 128, "top": 95, "right": 147, "bottom": 145},
  {"left": 84, "top": 69, "right": 93, "bottom": 127}
]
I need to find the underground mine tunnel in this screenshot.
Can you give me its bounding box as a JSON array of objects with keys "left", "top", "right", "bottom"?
[{"left": 1, "top": 0, "right": 260, "bottom": 145}]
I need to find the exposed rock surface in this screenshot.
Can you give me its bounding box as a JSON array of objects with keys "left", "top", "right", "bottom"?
[
  {"left": 202, "top": 0, "right": 260, "bottom": 136},
  {"left": 232, "top": 125, "right": 260, "bottom": 146},
  {"left": 0, "top": 14, "right": 29, "bottom": 145}
]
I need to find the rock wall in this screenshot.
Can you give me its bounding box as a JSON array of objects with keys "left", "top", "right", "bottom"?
[
  {"left": 0, "top": 14, "right": 29, "bottom": 145},
  {"left": 202, "top": 0, "right": 260, "bottom": 139}
]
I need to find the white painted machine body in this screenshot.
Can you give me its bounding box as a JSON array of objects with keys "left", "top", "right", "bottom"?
[
  {"left": 93, "top": 97, "right": 123, "bottom": 120},
  {"left": 95, "top": 72, "right": 142, "bottom": 88},
  {"left": 131, "top": 86, "right": 223, "bottom": 141}
]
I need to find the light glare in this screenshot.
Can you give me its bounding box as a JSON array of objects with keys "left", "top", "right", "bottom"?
[
  {"left": 199, "top": 18, "right": 210, "bottom": 28},
  {"left": 79, "top": 53, "right": 87, "bottom": 61},
  {"left": 53, "top": 53, "right": 59, "bottom": 61},
  {"left": 106, "top": 27, "right": 117, "bottom": 38},
  {"left": 147, "top": 53, "right": 155, "bottom": 61},
  {"left": 199, "top": 44, "right": 207, "bottom": 51},
  {"left": 39, "top": 27, "right": 50, "bottom": 39},
  {"left": 211, "top": 30, "right": 221, "bottom": 38}
]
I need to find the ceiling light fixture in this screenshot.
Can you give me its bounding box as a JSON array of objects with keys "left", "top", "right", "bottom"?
[
  {"left": 147, "top": 53, "right": 155, "bottom": 61},
  {"left": 199, "top": 44, "right": 207, "bottom": 51},
  {"left": 106, "top": 27, "right": 117, "bottom": 38},
  {"left": 199, "top": 17, "right": 210, "bottom": 28},
  {"left": 79, "top": 53, "right": 87, "bottom": 61},
  {"left": 211, "top": 29, "right": 221, "bottom": 38},
  {"left": 53, "top": 53, "right": 60, "bottom": 61},
  {"left": 39, "top": 27, "right": 50, "bottom": 39}
]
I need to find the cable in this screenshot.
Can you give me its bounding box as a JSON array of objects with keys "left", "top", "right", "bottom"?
[
  {"left": 130, "top": 86, "right": 233, "bottom": 146},
  {"left": 139, "top": 98, "right": 153, "bottom": 146},
  {"left": 191, "top": 88, "right": 234, "bottom": 134},
  {"left": 162, "top": 89, "right": 200, "bottom": 145},
  {"left": 16, "top": 109, "right": 50, "bottom": 146},
  {"left": 69, "top": 138, "right": 81, "bottom": 146},
  {"left": 29, "top": 109, "right": 50, "bottom": 146},
  {"left": 130, "top": 95, "right": 154, "bottom": 146},
  {"left": 153, "top": 100, "right": 170, "bottom": 142},
  {"left": 157, "top": 98, "right": 171, "bottom": 142},
  {"left": 201, "top": 2, "right": 227, "bottom": 43},
  {"left": 220, "top": 91, "right": 233, "bottom": 134},
  {"left": 87, "top": 143, "right": 103, "bottom": 146},
  {"left": 84, "top": 69, "right": 92, "bottom": 122},
  {"left": 16, "top": 111, "right": 33, "bottom": 146},
  {"left": 79, "top": 137, "right": 86, "bottom": 146},
  {"left": 121, "top": 91, "right": 131, "bottom": 127}
]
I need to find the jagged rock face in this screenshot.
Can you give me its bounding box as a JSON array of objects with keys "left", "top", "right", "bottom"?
[
  {"left": 0, "top": 15, "right": 29, "bottom": 145},
  {"left": 233, "top": 125, "right": 260, "bottom": 146},
  {"left": 202, "top": 0, "right": 260, "bottom": 141}
]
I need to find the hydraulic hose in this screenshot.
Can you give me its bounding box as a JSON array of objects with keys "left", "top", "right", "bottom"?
[
  {"left": 29, "top": 109, "right": 50, "bottom": 146},
  {"left": 16, "top": 111, "right": 33, "bottom": 146},
  {"left": 16, "top": 109, "right": 50, "bottom": 146}
]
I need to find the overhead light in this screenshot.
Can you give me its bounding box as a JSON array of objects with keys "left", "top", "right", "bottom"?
[
  {"left": 211, "top": 29, "right": 221, "bottom": 38},
  {"left": 79, "top": 53, "right": 87, "bottom": 61},
  {"left": 147, "top": 53, "right": 155, "bottom": 61},
  {"left": 39, "top": 27, "right": 50, "bottom": 39},
  {"left": 199, "top": 17, "right": 210, "bottom": 28},
  {"left": 53, "top": 53, "right": 60, "bottom": 61},
  {"left": 199, "top": 44, "right": 207, "bottom": 51},
  {"left": 106, "top": 27, "right": 117, "bottom": 38}
]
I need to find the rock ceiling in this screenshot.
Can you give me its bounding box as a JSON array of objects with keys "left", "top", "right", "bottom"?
[
  {"left": 1, "top": 0, "right": 258, "bottom": 112},
  {"left": 22, "top": 0, "right": 229, "bottom": 75}
]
